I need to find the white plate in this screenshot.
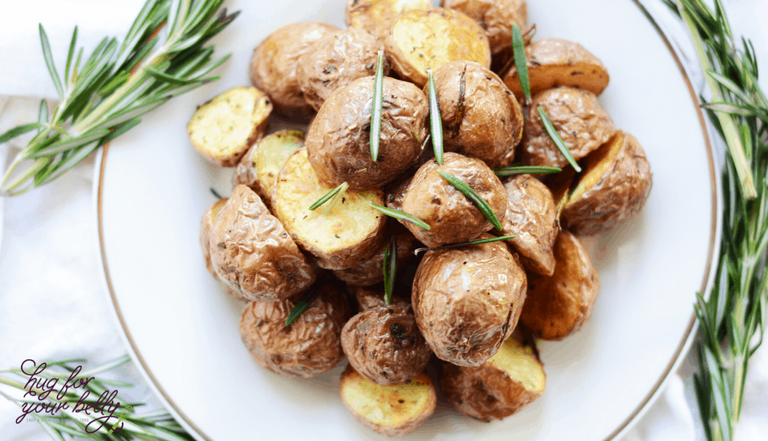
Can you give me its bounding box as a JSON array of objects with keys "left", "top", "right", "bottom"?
[{"left": 96, "top": 0, "right": 719, "bottom": 440}]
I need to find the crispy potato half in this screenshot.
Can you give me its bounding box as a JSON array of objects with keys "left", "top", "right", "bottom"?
[
  {"left": 232, "top": 130, "right": 304, "bottom": 207},
  {"left": 521, "top": 230, "right": 600, "bottom": 340},
  {"left": 503, "top": 38, "right": 610, "bottom": 100},
  {"left": 187, "top": 87, "right": 272, "bottom": 167},
  {"left": 441, "top": 331, "right": 546, "bottom": 421},
  {"left": 562, "top": 130, "right": 652, "bottom": 236},
  {"left": 340, "top": 365, "right": 437, "bottom": 437},
  {"left": 273, "top": 148, "right": 387, "bottom": 270},
  {"left": 385, "top": 8, "right": 491, "bottom": 87},
  {"left": 346, "top": 0, "right": 434, "bottom": 41}
]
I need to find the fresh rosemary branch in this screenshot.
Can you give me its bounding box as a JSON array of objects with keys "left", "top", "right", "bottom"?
[
  {"left": 0, "top": 0, "right": 238, "bottom": 196},
  {"left": 665, "top": 1, "right": 768, "bottom": 440}
]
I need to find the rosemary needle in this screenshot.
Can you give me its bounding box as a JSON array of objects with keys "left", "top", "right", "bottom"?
[
  {"left": 367, "top": 201, "right": 430, "bottom": 230},
  {"left": 309, "top": 182, "right": 348, "bottom": 211},
  {"left": 437, "top": 170, "right": 502, "bottom": 231},
  {"left": 511, "top": 23, "right": 531, "bottom": 105},
  {"left": 426, "top": 68, "right": 444, "bottom": 165},
  {"left": 537, "top": 106, "right": 582, "bottom": 172},
  {"left": 382, "top": 236, "right": 397, "bottom": 305},
  {"left": 493, "top": 165, "right": 562, "bottom": 177},
  {"left": 370, "top": 50, "right": 385, "bottom": 162},
  {"left": 414, "top": 235, "right": 516, "bottom": 255}
]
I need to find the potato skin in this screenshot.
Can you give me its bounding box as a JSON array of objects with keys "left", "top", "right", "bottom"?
[
  {"left": 441, "top": 0, "right": 527, "bottom": 71},
  {"left": 209, "top": 185, "right": 316, "bottom": 302},
  {"left": 200, "top": 198, "right": 243, "bottom": 299},
  {"left": 412, "top": 236, "right": 527, "bottom": 366},
  {"left": 342, "top": 304, "right": 432, "bottom": 385},
  {"left": 334, "top": 230, "right": 416, "bottom": 287},
  {"left": 306, "top": 76, "right": 428, "bottom": 191},
  {"left": 502, "top": 175, "right": 559, "bottom": 275},
  {"left": 239, "top": 282, "right": 350, "bottom": 377},
  {"left": 430, "top": 61, "right": 523, "bottom": 167},
  {"left": 298, "top": 28, "right": 388, "bottom": 111},
  {"left": 345, "top": 0, "right": 434, "bottom": 41},
  {"left": 521, "top": 230, "right": 599, "bottom": 340},
  {"left": 521, "top": 87, "right": 616, "bottom": 168},
  {"left": 249, "top": 23, "right": 339, "bottom": 117},
  {"left": 562, "top": 131, "right": 652, "bottom": 236},
  {"left": 503, "top": 38, "right": 610, "bottom": 100},
  {"left": 401, "top": 153, "right": 507, "bottom": 247}
]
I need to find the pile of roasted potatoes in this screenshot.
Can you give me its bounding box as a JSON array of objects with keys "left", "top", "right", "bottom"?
[{"left": 193, "top": 0, "right": 652, "bottom": 436}]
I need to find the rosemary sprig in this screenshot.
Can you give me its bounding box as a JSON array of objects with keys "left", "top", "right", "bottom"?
[
  {"left": 309, "top": 182, "right": 348, "bottom": 211},
  {"left": 426, "top": 68, "right": 444, "bottom": 165},
  {"left": 367, "top": 201, "right": 431, "bottom": 230},
  {"left": 536, "top": 106, "right": 582, "bottom": 172},
  {"left": 413, "top": 235, "right": 515, "bottom": 255},
  {"left": 285, "top": 283, "right": 324, "bottom": 326},
  {"left": 664, "top": 1, "right": 768, "bottom": 440},
  {"left": 437, "top": 170, "right": 502, "bottom": 231},
  {"left": 382, "top": 236, "right": 397, "bottom": 305},
  {"left": 511, "top": 23, "right": 531, "bottom": 104},
  {"left": 493, "top": 165, "right": 562, "bottom": 177},
  {"left": 370, "top": 51, "right": 385, "bottom": 162},
  {"left": 0, "top": 0, "right": 238, "bottom": 196}
]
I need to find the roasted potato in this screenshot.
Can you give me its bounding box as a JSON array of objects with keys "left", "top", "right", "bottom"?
[
  {"left": 298, "top": 27, "right": 388, "bottom": 111},
  {"left": 385, "top": 8, "right": 491, "bottom": 87},
  {"left": 400, "top": 152, "right": 507, "bottom": 247},
  {"left": 562, "top": 131, "right": 653, "bottom": 236},
  {"left": 353, "top": 286, "right": 410, "bottom": 312},
  {"left": 306, "top": 76, "right": 429, "bottom": 191},
  {"left": 521, "top": 87, "right": 616, "bottom": 168},
  {"left": 249, "top": 23, "right": 339, "bottom": 117},
  {"left": 199, "top": 197, "right": 243, "bottom": 299},
  {"left": 334, "top": 228, "right": 416, "bottom": 286},
  {"left": 441, "top": 0, "right": 527, "bottom": 71},
  {"left": 342, "top": 304, "right": 432, "bottom": 385},
  {"left": 430, "top": 61, "right": 523, "bottom": 167},
  {"left": 209, "top": 185, "right": 316, "bottom": 301},
  {"left": 521, "top": 230, "right": 599, "bottom": 340},
  {"left": 340, "top": 364, "right": 437, "bottom": 437},
  {"left": 187, "top": 87, "right": 272, "bottom": 167},
  {"left": 232, "top": 130, "right": 304, "bottom": 207},
  {"left": 441, "top": 330, "right": 546, "bottom": 421},
  {"left": 345, "top": 0, "right": 434, "bottom": 41},
  {"left": 503, "top": 38, "right": 610, "bottom": 100},
  {"left": 385, "top": 173, "right": 413, "bottom": 212},
  {"left": 239, "top": 281, "right": 350, "bottom": 377},
  {"left": 272, "top": 148, "right": 388, "bottom": 270},
  {"left": 501, "top": 175, "right": 559, "bottom": 275},
  {"left": 412, "top": 235, "right": 527, "bottom": 366}
]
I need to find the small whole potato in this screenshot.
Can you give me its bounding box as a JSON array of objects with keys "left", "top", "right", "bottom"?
[
  {"left": 333, "top": 228, "right": 416, "bottom": 287},
  {"left": 400, "top": 152, "right": 507, "bottom": 247},
  {"left": 412, "top": 235, "right": 527, "bottom": 366},
  {"left": 353, "top": 286, "right": 410, "bottom": 312},
  {"left": 520, "top": 230, "right": 600, "bottom": 340},
  {"left": 562, "top": 131, "right": 652, "bottom": 236},
  {"left": 298, "top": 28, "right": 389, "bottom": 111},
  {"left": 521, "top": 87, "right": 616, "bottom": 168},
  {"left": 341, "top": 304, "right": 432, "bottom": 385},
  {"left": 345, "top": 0, "right": 434, "bottom": 41},
  {"left": 239, "top": 281, "right": 350, "bottom": 377},
  {"left": 306, "top": 76, "right": 429, "bottom": 191},
  {"left": 430, "top": 61, "right": 523, "bottom": 167},
  {"left": 209, "top": 185, "right": 316, "bottom": 302},
  {"left": 249, "top": 22, "right": 339, "bottom": 117},
  {"left": 199, "top": 197, "right": 242, "bottom": 299},
  {"left": 501, "top": 175, "right": 559, "bottom": 275}
]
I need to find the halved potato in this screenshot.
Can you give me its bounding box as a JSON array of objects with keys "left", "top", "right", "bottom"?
[
  {"left": 503, "top": 38, "right": 610, "bottom": 100},
  {"left": 385, "top": 8, "right": 491, "bottom": 87},
  {"left": 199, "top": 197, "right": 243, "bottom": 299},
  {"left": 272, "top": 148, "right": 387, "bottom": 270},
  {"left": 346, "top": 0, "right": 434, "bottom": 41},
  {"left": 187, "top": 87, "right": 272, "bottom": 167},
  {"left": 232, "top": 130, "right": 304, "bottom": 207},
  {"left": 562, "top": 130, "right": 652, "bottom": 236},
  {"left": 441, "top": 331, "right": 546, "bottom": 421},
  {"left": 340, "top": 364, "right": 437, "bottom": 437}
]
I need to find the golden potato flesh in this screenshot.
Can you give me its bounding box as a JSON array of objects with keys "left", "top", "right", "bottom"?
[
  {"left": 521, "top": 87, "right": 616, "bottom": 168},
  {"left": 239, "top": 282, "right": 350, "bottom": 377},
  {"left": 232, "top": 130, "right": 304, "bottom": 208},
  {"left": 272, "top": 148, "right": 387, "bottom": 270},
  {"left": 441, "top": 331, "right": 546, "bottom": 421},
  {"left": 501, "top": 175, "right": 559, "bottom": 276},
  {"left": 412, "top": 236, "right": 527, "bottom": 366},
  {"left": 340, "top": 365, "right": 437, "bottom": 437},
  {"left": 504, "top": 38, "right": 610, "bottom": 100},
  {"left": 345, "top": 0, "right": 434, "bottom": 41},
  {"left": 187, "top": 87, "right": 272, "bottom": 167},
  {"left": 562, "top": 131, "right": 653, "bottom": 236},
  {"left": 385, "top": 8, "right": 491, "bottom": 87},
  {"left": 209, "top": 185, "right": 316, "bottom": 302},
  {"left": 520, "top": 230, "right": 600, "bottom": 340}
]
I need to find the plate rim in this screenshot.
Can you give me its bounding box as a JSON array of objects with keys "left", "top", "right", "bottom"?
[{"left": 94, "top": 1, "right": 721, "bottom": 439}]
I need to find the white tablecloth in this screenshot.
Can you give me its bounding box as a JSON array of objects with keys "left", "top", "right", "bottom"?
[{"left": 0, "top": 1, "right": 766, "bottom": 440}]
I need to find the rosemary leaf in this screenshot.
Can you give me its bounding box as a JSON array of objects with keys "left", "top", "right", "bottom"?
[
  {"left": 367, "top": 202, "right": 430, "bottom": 230},
  {"left": 370, "top": 50, "right": 385, "bottom": 162},
  {"left": 414, "top": 235, "right": 516, "bottom": 255},
  {"left": 536, "top": 106, "right": 582, "bottom": 172},
  {"left": 383, "top": 236, "right": 397, "bottom": 304},
  {"left": 0, "top": 123, "right": 47, "bottom": 144},
  {"left": 309, "top": 182, "right": 348, "bottom": 211},
  {"left": 38, "top": 24, "right": 64, "bottom": 99},
  {"left": 511, "top": 23, "right": 531, "bottom": 104},
  {"left": 493, "top": 165, "right": 561, "bottom": 176},
  {"left": 286, "top": 284, "right": 323, "bottom": 326},
  {"left": 210, "top": 187, "right": 223, "bottom": 199},
  {"left": 437, "top": 170, "right": 502, "bottom": 231},
  {"left": 426, "top": 68, "right": 444, "bottom": 165}
]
